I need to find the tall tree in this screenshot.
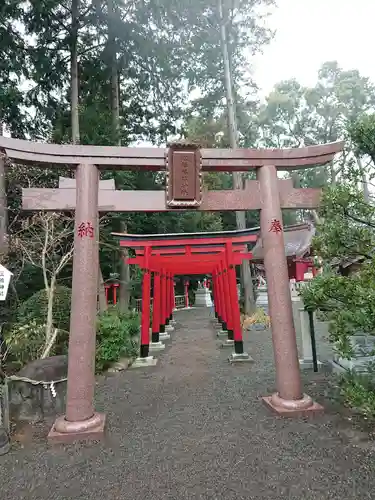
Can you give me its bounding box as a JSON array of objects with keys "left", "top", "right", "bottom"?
[
  {"left": 258, "top": 62, "right": 375, "bottom": 191},
  {"left": 218, "top": 0, "right": 255, "bottom": 314}
]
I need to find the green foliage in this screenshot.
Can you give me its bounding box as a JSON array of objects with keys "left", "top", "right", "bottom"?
[
  {"left": 4, "top": 320, "right": 68, "bottom": 370},
  {"left": 338, "top": 370, "right": 375, "bottom": 420},
  {"left": 95, "top": 307, "right": 140, "bottom": 373},
  {"left": 300, "top": 184, "right": 375, "bottom": 359},
  {"left": 4, "top": 321, "right": 49, "bottom": 369},
  {"left": 258, "top": 61, "right": 375, "bottom": 187},
  {"left": 301, "top": 270, "right": 375, "bottom": 357},
  {"left": 17, "top": 286, "right": 72, "bottom": 332},
  {"left": 349, "top": 113, "right": 375, "bottom": 164},
  {"left": 314, "top": 185, "right": 375, "bottom": 261}
]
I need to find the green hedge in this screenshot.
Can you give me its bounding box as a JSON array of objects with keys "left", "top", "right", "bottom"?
[
  {"left": 7, "top": 289, "right": 140, "bottom": 373},
  {"left": 17, "top": 285, "right": 72, "bottom": 331},
  {"left": 95, "top": 307, "right": 140, "bottom": 373}
]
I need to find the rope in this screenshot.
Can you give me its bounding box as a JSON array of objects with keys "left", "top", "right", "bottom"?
[{"left": 6, "top": 375, "right": 67, "bottom": 385}]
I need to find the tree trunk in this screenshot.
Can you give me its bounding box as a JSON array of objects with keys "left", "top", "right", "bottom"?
[
  {"left": 108, "top": 0, "right": 130, "bottom": 311},
  {"left": 0, "top": 153, "right": 7, "bottom": 261},
  {"left": 45, "top": 276, "right": 56, "bottom": 349},
  {"left": 109, "top": 0, "right": 120, "bottom": 146},
  {"left": 356, "top": 157, "right": 371, "bottom": 203},
  {"left": 41, "top": 328, "right": 58, "bottom": 359},
  {"left": 71, "top": 2, "right": 106, "bottom": 307},
  {"left": 218, "top": 0, "right": 255, "bottom": 315},
  {"left": 0, "top": 119, "right": 7, "bottom": 259},
  {"left": 362, "top": 171, "right": 371, "bottom": 203},
  {"left": 98, "top": 263, "right": 107, "bottom": 312},
  {"left": 118, "top": 221, "right": 130, "bottom": 312},
  {"left": 70, "top": 0, "right": 80, "bottom": 145}
]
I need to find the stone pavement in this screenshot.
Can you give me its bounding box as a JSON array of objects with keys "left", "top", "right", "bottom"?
[{"left": 1, "top": 308, "right": 375, "bottom": 500}]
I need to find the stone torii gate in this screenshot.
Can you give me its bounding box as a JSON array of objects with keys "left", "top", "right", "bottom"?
[{"left": 0, "top": 137, "right": 344, "bottom": 443}]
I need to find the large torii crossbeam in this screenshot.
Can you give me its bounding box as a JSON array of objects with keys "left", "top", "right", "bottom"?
[{"left": 0, "top": 137, "right": 344, "bottom": 444}]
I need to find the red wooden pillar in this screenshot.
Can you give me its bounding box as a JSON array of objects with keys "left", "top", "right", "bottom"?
[
  {"left": 165, "top": 272, "right": 171, "bottom": 325},
  {"left": 217, "top": 265, "right": 225, "bottom": 326},
  {"left": 113, "top": 284, "right": 119, "bottom": 305},
  {"left": 104, "top": 284, "right": 110, "bottom": 305},
  {"left": 172, "top": 278, "right": 176, "bottom": 311},
  {"left": 160, "top": 268, "right": 167, "bottom": 334},
  {"left": 295, "top": 261, "right": 305, "bottom": 282},
  {"left": 222, "top": 260, "right": 233, "bottom": 340},
  {"left": 212, "top": 271, "right": 219, "bottom": 319},
  {"left": 152, "top": 271, "right": 161, "bottom": 343},
  {"left": 184, "top": 280, "right": 189, "bottom": 308},
  {"left": 226, "top": 242, "right": 244, "bottom": 354},
  {"left": 168, "top": 273, "right": 174, "bottom": 320},
  {"left": 140, "top": 248, "right": 151, "bottom": 358},
  {"left": 216, "top": 268, "right": 223, "bottom": 322}
]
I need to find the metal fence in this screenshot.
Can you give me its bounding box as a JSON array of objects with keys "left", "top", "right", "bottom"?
[{"left": 134, "top": 295, "right": 186, "bottom": 312}]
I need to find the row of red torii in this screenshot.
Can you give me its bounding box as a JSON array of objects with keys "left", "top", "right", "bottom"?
[
  {"left": 118, "top": 229, "right": 257, "bottom": 363},
  {"left": 0, "top": 137, "right": 344, "bottom": 443}
]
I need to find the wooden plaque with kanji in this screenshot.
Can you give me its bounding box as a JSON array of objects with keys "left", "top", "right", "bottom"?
[{"left": 165, "top": 143, "right": 202, "bottom": 208}]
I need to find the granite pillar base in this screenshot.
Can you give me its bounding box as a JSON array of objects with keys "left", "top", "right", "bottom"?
[
  {"left": 262, "top": 393, "right": 324, "bottom": 417},
  {"left": 149, "top": 341, "right": 165, "bottom": 352},
  {"left": 216, "top": 330, "right": 228, "bottom": 338},
  {"left": 159, "top": 332, "right": 171, "bottom": 341},
  {"left": 130, "top": 356, "right": 158, "bottom": 368},
  {"left": 48, "top": 412, "right": 106, "bottom": 444},
  {"left": 228, "top": 352, "right": 253, "bottom": 364},
  {"left": 221, "top": 339, "right": 234, "bottom": 348}
]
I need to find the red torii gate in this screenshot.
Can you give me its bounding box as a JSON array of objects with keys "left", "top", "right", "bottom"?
[
  {"left": 129, "top": 254, "right": 252, "bottom": 363},
  {"left": 116, "top": 229, "right": 257, "bottom": 364}
]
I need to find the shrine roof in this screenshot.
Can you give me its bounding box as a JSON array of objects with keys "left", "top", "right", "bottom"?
[
  {"left": 252, "top": 223, "right": 315, "bottom": 261},
  {"left": 112, "top": 227, "right": 259, "bottom": 247}
]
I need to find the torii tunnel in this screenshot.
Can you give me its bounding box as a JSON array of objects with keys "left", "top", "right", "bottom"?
[{"left": 118, "top": 229, "right": 257, "bottom": 363}]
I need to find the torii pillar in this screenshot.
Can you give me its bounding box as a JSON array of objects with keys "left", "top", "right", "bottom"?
[
  {"left": 48, "top": 165, "right": 106, "bottom": 442},
  {"left": 258, "top": 166, "right": 323, "bottom": 415}
]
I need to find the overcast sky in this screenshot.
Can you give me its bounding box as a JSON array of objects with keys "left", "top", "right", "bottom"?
[{"left": 253, "top": 0, "right": 374, "bottom": 96}]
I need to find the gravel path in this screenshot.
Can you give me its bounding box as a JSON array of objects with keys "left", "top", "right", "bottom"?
[{"left": 1, "top": 308, "right": 375, "bottom": 500}]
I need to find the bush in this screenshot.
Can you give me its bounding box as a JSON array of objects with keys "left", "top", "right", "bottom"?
[
  {"left": 4, "top": 321, "right": 47, "bottom": 369},
  {"left": 95, "top": 307, "right": 140, "bottom": 373},
  {"left": 338, "top": 370, "right": 375, "bottom": 420},
  {"left": 3, "top": 320, "right": 69, "bottom": 370},
  {"left": 17, "top": 286, "right": 72, "bottom": 332}
]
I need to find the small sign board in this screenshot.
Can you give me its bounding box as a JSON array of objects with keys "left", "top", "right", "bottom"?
[
  {"left": 165, "top": 142, "right": 202, "bottom": 208},
  {"left": 0, "top": 265, "right": 12, "bottom": 301}
]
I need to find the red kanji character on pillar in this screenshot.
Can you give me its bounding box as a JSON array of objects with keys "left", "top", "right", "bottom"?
[
  {"left": 269, "top": 218, "right": 283, "bottom": 234},
  {"left": 77, "top": 221, "right": 94, "bottom": 238}
]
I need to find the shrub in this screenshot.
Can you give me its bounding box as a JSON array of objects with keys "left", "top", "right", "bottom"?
[
  {"left": 4, "top": 321, "right": 47, "bottom": 369},
  {"left": 95, "top": 306, "right": 140, "bottom": 373},
  {"left": 17, "top": 286, "right": 72, "bottom": 332},
  {"left": 3, "top": 320, "right": 69, "bottom": 370},
  {"left": 338, "top": 369, "right": 375, "bottom": 420}
]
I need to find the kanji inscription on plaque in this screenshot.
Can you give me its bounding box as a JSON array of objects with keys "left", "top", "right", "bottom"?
[{"left": 166, "top": 142, "right": 202, "bottom": 208}]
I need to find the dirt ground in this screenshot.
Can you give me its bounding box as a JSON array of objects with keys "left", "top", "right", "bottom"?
[{"left": 1, "top": 308, "right": 375, "bottom": 500}]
